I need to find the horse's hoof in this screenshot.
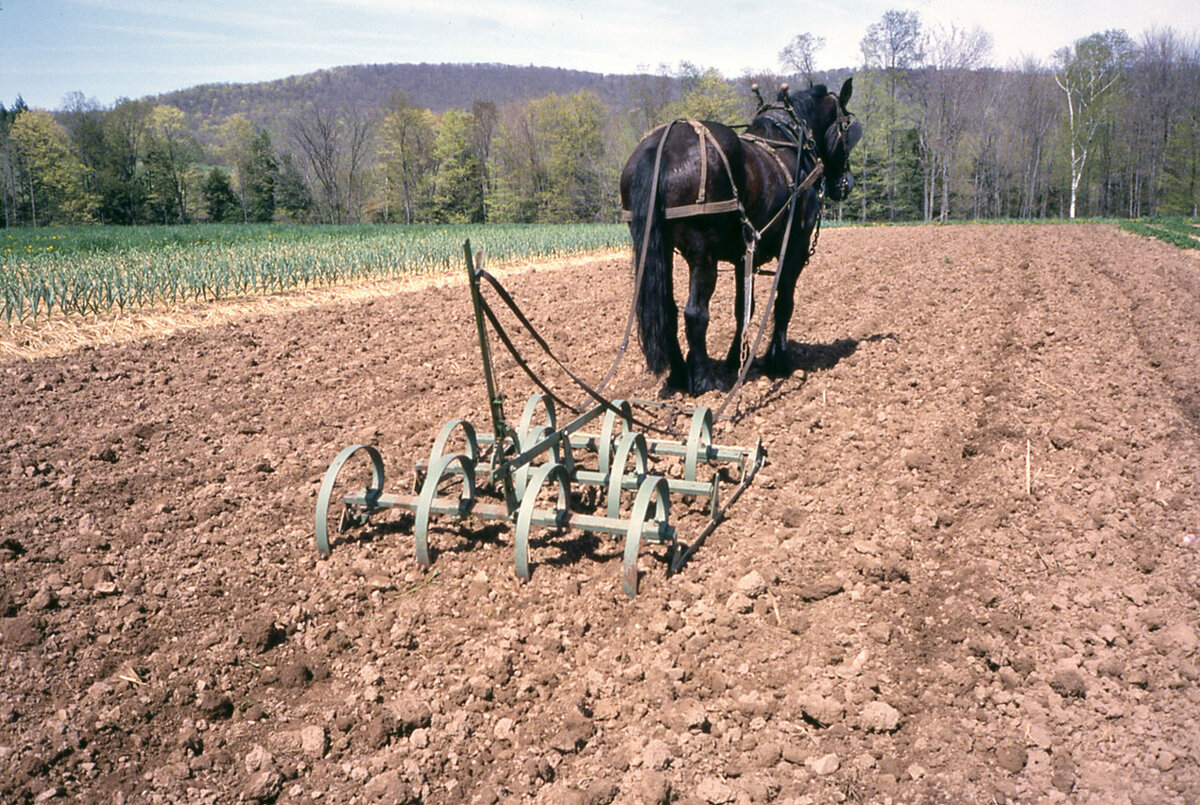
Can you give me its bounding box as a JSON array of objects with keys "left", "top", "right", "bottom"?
[
  {"left": 688, "top": 373, "right": 723, "bottom": 396},
  {"left": 665, "top": 368, "right": 689, "bottom": 393},
  {"left": 762, "top": 353, "right": 791, "bottom": 378}
]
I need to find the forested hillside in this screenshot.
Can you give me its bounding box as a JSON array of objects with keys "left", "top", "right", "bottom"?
[
  {"left": 1, "top": 16, "right": 1197, "bottom": 229},
  {"left": 155, "top": 63, "right": 658, "bottom": 128}
]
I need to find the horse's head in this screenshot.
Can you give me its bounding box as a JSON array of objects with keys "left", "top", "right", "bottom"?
[{"left": 791, "top": 79, "right": 862, "bottom": 202}]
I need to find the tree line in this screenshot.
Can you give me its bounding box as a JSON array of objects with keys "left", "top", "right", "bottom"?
[{"left": 2, "top": 13, "right": 1197, "bottom": 229}]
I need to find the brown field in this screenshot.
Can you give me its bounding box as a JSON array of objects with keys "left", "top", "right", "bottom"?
[{"left": 2, "top": 223, "right": 1199, "bottom": 804}]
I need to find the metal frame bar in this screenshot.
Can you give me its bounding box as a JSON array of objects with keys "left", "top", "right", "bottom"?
[{"left": 313, "top": 241, "right": 767, "bottom": 597}]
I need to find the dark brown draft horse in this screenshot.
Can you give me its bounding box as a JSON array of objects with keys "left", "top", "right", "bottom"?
[{"left": 620, "top": 79, "right": 862, "bottom": 394}]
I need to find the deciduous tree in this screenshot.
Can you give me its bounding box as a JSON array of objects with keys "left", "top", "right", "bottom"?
[{"left": 1054, "top": 30, "right": 1133, "bottom": 218}]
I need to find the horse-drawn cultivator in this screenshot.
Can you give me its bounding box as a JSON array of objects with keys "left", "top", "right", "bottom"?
[{"left": 314, "top": 242, "right": 765, "bottom": 597}]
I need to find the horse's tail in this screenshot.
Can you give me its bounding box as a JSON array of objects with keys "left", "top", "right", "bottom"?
[{"left": 629, "top": 129, "right": 676, "bottom": 376}]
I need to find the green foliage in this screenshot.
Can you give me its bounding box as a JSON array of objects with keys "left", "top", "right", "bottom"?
[
  {"left": 490, "top": 91, "right": 611, "bottom": 223},
  {"left": 432, "top": 110, "right": 484, "bottom": 223},
  {"left": 245, "top": 129, "right": 278, "bottom": 223},
  {"left": 275, "top": 154, "right": 313, "bottom": 221},
  {"left": 203, "top": 167, "right": 241, "bottom": 223},
  {"left": 8, "top": 109, "right": 98, "bottom": 224},
  {"left": 1121, "top": 218, "right": 1200, "bottom": 249},
  {"left": 377, "top": 96, "right": 436, "bottom": 224},
  {"left": 666, "top": 66, "right": 743, "bottom": 123},
  {"left": 0, "top": 223, "right": 630, "bottom": 323}
]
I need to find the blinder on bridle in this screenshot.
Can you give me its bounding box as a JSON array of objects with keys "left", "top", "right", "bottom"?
[{"left": 820, "top": 93, "right": 861, "bottom": 202}]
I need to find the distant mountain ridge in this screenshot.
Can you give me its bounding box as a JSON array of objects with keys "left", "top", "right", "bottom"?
[{"left": 151, "top": 62, "right": 665, "bottom": 134}]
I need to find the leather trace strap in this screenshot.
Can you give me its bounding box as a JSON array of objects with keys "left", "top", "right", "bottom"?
[{"left": 475, "top": 267, "right": 678, "bottom": 437}]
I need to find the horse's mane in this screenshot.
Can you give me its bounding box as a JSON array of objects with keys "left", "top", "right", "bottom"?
[{"left": 788, "top": 84, "right": 828, "bottom": 125}]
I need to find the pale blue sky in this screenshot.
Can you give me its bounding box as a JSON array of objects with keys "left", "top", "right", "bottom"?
[{"left": 1, "top": 0, "right": 1196, "bottom": 109}]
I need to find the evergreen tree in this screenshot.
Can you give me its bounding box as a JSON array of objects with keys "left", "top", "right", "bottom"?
[
  {"left": 203, "top": 167, "right": 240, "bottom": 222},
  {"left": 275, "top": 153, "right": 313, "bottom": 221},
  {"left": 245, "top": 129, "right": 278, "bottom": 223}
]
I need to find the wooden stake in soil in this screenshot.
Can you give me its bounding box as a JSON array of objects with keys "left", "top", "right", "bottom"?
[{"left": 1025, "top": 439, "right": 1032, "bottom": 496}]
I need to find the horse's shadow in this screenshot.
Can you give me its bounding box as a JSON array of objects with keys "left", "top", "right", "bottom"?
[{"left": 672, "top": 332, "right": 898, "bottom": 420}]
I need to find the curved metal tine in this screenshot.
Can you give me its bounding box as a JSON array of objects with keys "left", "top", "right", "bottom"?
[
  {"left": 606, "top": 431, "right": 649, "bottom": 521},
  {"left": 518, "top": 393, "right": 557, "bottom": 446},
  {"left": 684, "top": 406, "right": 715, "bottom": 483},
  {"left": 315, "top": 444, "right": 386, "bottom": 558},
  {"left": 514, "top": 462, "right": 572, "bottom": 582},
  {"left": 513, "top": 424, "right": 555, "bottom": 500},
  {"left": 414, "top": 453, "right": 477, "bottom": 569},
  {"left": 430, "top": 419, "right": 480, "bottom": 467},
  {"left": 598, "top": 399, "right": 633, "bottom": 478},
  {"left": 622, "top": 476, "right": 673, "bottom": 598}
]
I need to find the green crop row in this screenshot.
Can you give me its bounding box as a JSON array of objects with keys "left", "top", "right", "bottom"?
[
  {"left": 1120, "top": 218, "right": 1200, "bottom": 250},
  {"left": 1, "top": 223, "right": 631, "bottom": 324}
]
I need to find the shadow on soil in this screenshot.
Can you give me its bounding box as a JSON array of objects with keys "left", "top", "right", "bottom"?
[{"left": 727, "top": 332, "right": 899, "bottom": 422}]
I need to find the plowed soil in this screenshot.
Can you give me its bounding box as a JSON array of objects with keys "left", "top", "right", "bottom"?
[{"left": 2, "top": 223, "right": 1200, "bottom": 805}]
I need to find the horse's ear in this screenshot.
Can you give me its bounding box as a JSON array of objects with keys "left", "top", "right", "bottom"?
[{"left": 839, "top": 77, "right": 853, "bottom": 108}]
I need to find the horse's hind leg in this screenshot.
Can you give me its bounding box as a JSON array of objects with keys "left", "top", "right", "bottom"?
[{"left": 683, "top": 254, "right": 722, "bottom": 394}]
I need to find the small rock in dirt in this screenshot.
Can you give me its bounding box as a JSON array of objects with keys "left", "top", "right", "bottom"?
[
  {"left": 639, "top": 771, "right": 671, "bottom": 805},
  {"left": 667, "top": 697, "right": 710, "bottom": 731},
  {"left": 1047, "top": 425, "right": 1074, "bottom": 450},
  {"left": 300, "top": 725, "right": 328, "bottom": 758},
  {"left": 798, "top": 694, "right": 845, "bottom": 727},
  {"left": 244, "top": 769, "right": 283, "bottom": 803},
  {"left": 643, "top": 738, "right": 673, "bottom": 770},
  {"left": 1154, "top": 622, "right": 1199, "bottom": 655},
  {"left": 995, "top": 743, "right": 1028, "bottom": 774},
  {"left": 1049, "top": 669, "right": 1088, "bottom": 698},
  {"left": 93, "top": 447, "right": 118, "bottom": 464},
  {"left": 28, "top": 587, "right": 57, "bottom": 611},
  {"left": 241, "top": 618, "right": 283, "bottom": 654},
  {"left": 694, "top": 775, "right": 735, "bottom": 803},
  {"left": 585, "top": 780, "right": 619, "bottom": 805},
  {"left": 244, "top": 745, "right": 275, "bottom": 774},
  {"left": 725, "top": 592, "right": 754, "bottom": 614},
  {"left": 857, "top": 701, "right": 901, "bottom": 733},
  {"left": 359, "top": 664, "right": 384, "bottom": 687},
  {"left": 0, "top": 615, "right": 44, "bottom": 648},
  {"left": 736, "top": 570, "right": 768, "bottom": 599},
  {"left": 1051, "top": 755, "right": 1076, "bottom": 793},
  {"left": 365, "top": 712, "right": 397, "bottom": 749},
  {"left": 80, "top": 566, "right": 113, "bottom": 589},
  {"left": 797, "top": 576, "right": 843, "bottom": 602},
  {"left": 807, "top": 753, "right": 840, "bottom": 775},
  {"left": 493, "top": 717, "right": 515, "bottom": 741},
  {"left": 550, "top": 715, "right": 593, "bottom": 754},
  {"left": 753, "top": 742, "right": 782, "bottom": 767},
  {"left": 390, "top": 695, "right": 432, "bottom": 734},
  {"left": 363, "top": 770, "right": 411, "bottom": 802},
  {"left": 866, "top": 622, "right": 892, "bottom": 644},
  {"left": 780, "top": 508, "right": 805, "bottom": 528},
  {"left": 279, "top": 658, "right": 314, "bottom": 688},
  {"left": 1095, "top": 653, "right": 1124, "bottom": 678},
  {"left": 1134, "top": 550, "right": 1158, "bottom": 574},
  {"left": 196, "top": 691, "right": 234, "bottom": 721},
  {"left": 903, "top": 449, "right": 932, "bottom": 470}
]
